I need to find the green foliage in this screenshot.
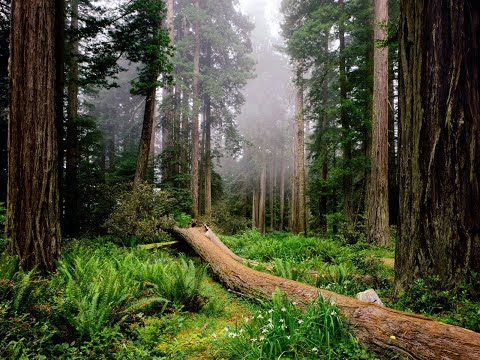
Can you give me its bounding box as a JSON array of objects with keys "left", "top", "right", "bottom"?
[
  {"left": 104, "top": 182, "right": 176, "bottom": 243},
  {"left": 223, "top": 290, "right": 375, "bottom": 359},
  {"left": 174, "top": 212, "right": 192, "bottom": 228},
  {"left": 394, "top": 275, "right": 480, "bottom": 332},
  {"left": 211, "top": 201, "right": 249, "bottom": 235},
  {"left": 134, "top": 255, "right": 208, "bottom": 311},
  {"left": 114, "top": 0, "right": 174, "bottom": 96}
]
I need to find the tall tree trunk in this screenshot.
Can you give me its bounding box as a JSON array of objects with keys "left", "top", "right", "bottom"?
[
  {"left": 319, "top": 33, "right": 329, "bottom": 232},
  {"left": 259, "top": 155, "right": 267, "bottom": 235},
  {"left": 161, "top": 0, "right": 175, "bottom": 182},
  {"left": 65, "top": 0, "right": 79, "bottom": 238},
  {"left": 269, "top": 156, "right": 275, "bottom": 231},
  {"left": 294, "top": 66, "right": 306, "bottom": 235},
  {"left": 191, "top": 0, "right": 201, "bottom": 217},
  {"left": 396, "top": 0, "right": 480, "bottom": 291},
  {"left": 388, "top": 47, "right": 398, "bottom": 226},
  {"left": 134, "top": 85, "right": 157, "bottom": 185},
  {"left": 204, "top": 43, "right": 212, "bottom": 218},
  {"left": 339, "top": 0, "right": 352, "bottom": 224},
  {"left": 204, "top": 97, "right": 212, "bottom": 218},
  {"left": 180, "top": 87, "right": 190, "bottom": 176},
  {"left": 56, "top": 0, "right": 65, "bottom": 231},
  {"left": 367, "top": 0, "right": 389, "bottom": 246},
  {"left": 252, "top": 190, "right": 257, "bottom": 229},
  {"left": 8, "top": 0, "right": 62, "bottom": 273},
  {"left": 279, "top": 157, "right": 285, "bottom": 231},
  {"left": 180, "top": 17, "right": 190, "bottom": 178}
]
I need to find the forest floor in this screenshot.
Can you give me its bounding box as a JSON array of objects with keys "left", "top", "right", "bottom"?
[{"left": 1, "top": 229, "right": 479, "bottom": 359}]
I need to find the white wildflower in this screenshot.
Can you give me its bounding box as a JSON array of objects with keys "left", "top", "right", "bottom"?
[
  {"left": 298, "top": 319, "right": 304, "bottom": 324},
  {"left": 257, "top": 314, "right": 264, "bottom": 319},
  {"left": 212, "top": 332, "right": 217, "bottom": 338},
  {"left": 259, "top": 336, "right": 265, "bottom": 341},
  {"left": 279, "top": 318, "right": 285, "bottom": 323},
  {"left": 312, "top": 347, "right": 319, "bottom": 353},
  {"left": 268, "top": 309, "right": 274, "bottom": 313},
  {"left": 281, "top": 307, "right": 287, "bottom": 312},
  {"left": 286, "top": 335, "right": 291, "bottom": 340}
]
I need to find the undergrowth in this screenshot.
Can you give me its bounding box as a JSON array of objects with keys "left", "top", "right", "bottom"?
[{"left": 222, "top": 290, "right": 376, "bottom": 359}]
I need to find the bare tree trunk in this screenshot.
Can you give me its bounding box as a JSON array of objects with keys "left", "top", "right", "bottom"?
[
  {"left": 319, "top": 33, "right": 329, "bottom": 232},
  {"left": 160, "top": 0, "right": 175, "bottom": 182},
  {"left": 8, "top": 0, "right": 62, "bottom": 273},
  {"left": 191, "top": 0, "right": 201, "bottom": 218},
  {"left": 269, "top": 156, "right": 275, "bottom": 231},
  {"left": 134, "top": 86, "right": 157, "bottom": 184},
  {"left": 204, "top": 42, "right": 212, "bottom": 218},
  {"left": 339, "top": 0, "right": 352, "bottom": 224},
  {"left": 65, "top": 0, "right": 79, "bottom": 238},
  {"left": 173, "top": 225, "right": 480, "bottom": 360},
  {"left": 252, "top": 190, "right": 257, "bottom": 229},
  {"left": 396, "top": 0, "right": 480, "bottom": 291},
  {"left": 279, "top": 157, "right": 285, "bottom": 231},
  {"left": 293, "top": 66, "right": 306, "bottom": 235},
  {"left": 56, "top": 0, "right": 65, "bottom": 232},
  {"left": 259, "top": 155, "right": 267, "bottom": 235},
  {"left": 204, "top": 97, "right": 212, "bottom": 218},
  {"left": 367, "top": 0, "right": 389, "bottom": 246},
  {"left": 388, "top": 47, "right": 398, "bottom": 226}
]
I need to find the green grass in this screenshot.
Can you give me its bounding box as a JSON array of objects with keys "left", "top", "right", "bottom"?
[{"left": 222, "top": 230, "right": 394, "bottom": 297}]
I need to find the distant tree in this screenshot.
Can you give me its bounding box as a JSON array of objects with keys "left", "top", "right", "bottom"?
[
  {"left": 191, "top": 0, "right": 201, "bottom": 217},
  {"left": 115, "top": 0, "right": 173, "bottom": 185},
  {"left": 7, "top": 0, "right": 62, "bottom": 272},
  {"left": 396, "top": 0, "right": 480, "bottom": 290}
]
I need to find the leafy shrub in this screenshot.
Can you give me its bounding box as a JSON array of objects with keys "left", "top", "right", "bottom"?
[
  {"left": 135, "top": 256, "right": 208, "bottom": 311},
  {"left": 223, "top": 290, "right": 374, "bottom": 359},
  {"left": 104, "top": 182, "right": 176, "bottom": 242},
  {"left": 394, "top": 275, "right": 480, "bottom": 332},
  {"left": 55, "top": 245, "right": 168, "bottom": 339}
]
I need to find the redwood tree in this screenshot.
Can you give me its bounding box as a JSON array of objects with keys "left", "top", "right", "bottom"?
[
  {"left": 396, "top": 0, "right": 480, "bottom": 290},
  {"left": 7, "top": 0, "right": 62, "bottom": 273},
  {"left": 366, "top": 0, "right": 389, "bottom": 246}
]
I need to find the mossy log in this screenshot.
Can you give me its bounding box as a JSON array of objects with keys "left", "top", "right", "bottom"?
[{"left": 172, "top": 225, "right": 480, "bottom": 360}]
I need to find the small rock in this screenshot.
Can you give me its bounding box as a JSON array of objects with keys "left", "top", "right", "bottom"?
[{"left": 355, "top": 289, "right": 384, "bottom": 306}]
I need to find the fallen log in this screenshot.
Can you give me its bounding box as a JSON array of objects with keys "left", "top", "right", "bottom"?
[{"left": 173, "top": 226, "right": 480, "bottom": 360}]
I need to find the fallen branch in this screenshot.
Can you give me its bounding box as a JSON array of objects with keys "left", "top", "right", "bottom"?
[{"left": 172, "top": 226, "right": 480, "bottom": 360}]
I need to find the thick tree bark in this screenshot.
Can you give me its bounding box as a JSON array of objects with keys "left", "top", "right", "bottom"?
[
  {"left": 173, "top": 225, "right": 480, "bottom": 360},
  {"left": 8, "top": 0, "right": 62, "bottom": 273},
  {"left": 191, "top": 0, "right": 201, "bottom": 217},
  {"left": 65, "top": 0, "right": 79, "bottom": 238},
  {"left": 339, "top": 0, "right": 352, "bottom": 224},
  {"left": 367, "top": 0, "right": 389, "bottom": 246},
  {"left": 396, "top": 0, "right": 480, "bottom": 290}
]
